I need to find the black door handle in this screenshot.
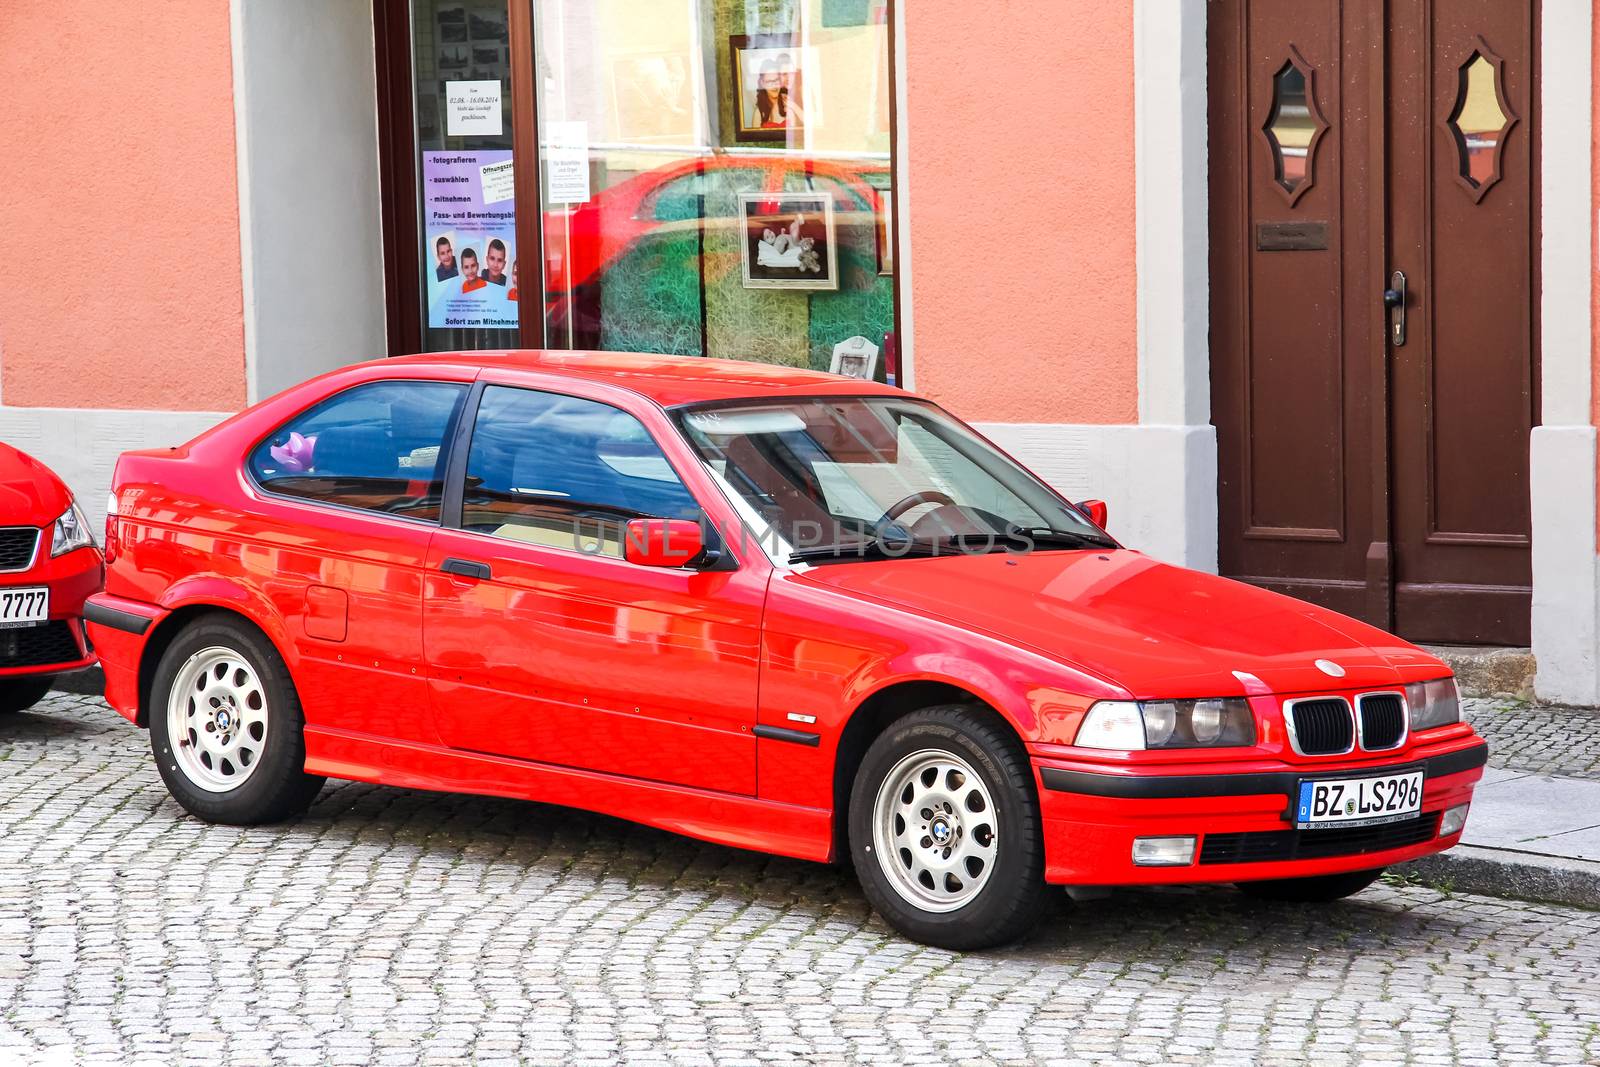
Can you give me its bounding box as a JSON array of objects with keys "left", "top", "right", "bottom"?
[{"left": 441, "top": 558, "right": 491, "bottom": 580}]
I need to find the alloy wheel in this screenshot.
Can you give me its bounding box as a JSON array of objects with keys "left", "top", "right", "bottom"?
[
  {"left": 166, "top": 646, "right": 270, "bottom": 792},
  {"left": 871, "top": 748, "right": 999, "bottom": 913}
]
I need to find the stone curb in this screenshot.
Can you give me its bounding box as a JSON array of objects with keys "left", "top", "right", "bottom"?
[{"left": 1396, "top": 843, "right": 1600, "bottom": 911}]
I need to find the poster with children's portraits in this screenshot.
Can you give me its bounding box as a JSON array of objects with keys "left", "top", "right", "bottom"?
[
  {"left": 739, "top": 192, "right": 837, "bottom": 291},
  {"left": 423, "top": 151, "right": 519, "bottom": 330}
]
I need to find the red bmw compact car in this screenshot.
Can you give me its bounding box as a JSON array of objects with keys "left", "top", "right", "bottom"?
[
  {"left": 0, "top": 443, "right": 102, "bottom": 713},
  {"left": 85, "top": 352, "right": 1486, "bottom": 949}
]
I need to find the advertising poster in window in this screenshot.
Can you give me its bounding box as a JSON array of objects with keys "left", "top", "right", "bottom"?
[{"left": 423, "top": 151, "right": 519, "bottom": 330}]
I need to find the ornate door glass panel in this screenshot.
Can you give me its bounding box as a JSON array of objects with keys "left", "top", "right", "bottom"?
[
  {"left": 1445, "top": 37, "right": 1517, "bottom": 200},
  {"left": 1262, "top": 47, "right": 1327, "bottom": 205}
]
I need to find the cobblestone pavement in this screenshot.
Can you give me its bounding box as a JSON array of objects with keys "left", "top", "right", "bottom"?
[
  {"left": 3, "top": 693, "right": 1599, "bottom": 1066},
  {"left": 1464, "top": 697, "right": 1600, "bottom": 779}
]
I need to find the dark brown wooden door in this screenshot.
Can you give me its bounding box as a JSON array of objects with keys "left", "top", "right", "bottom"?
[{"left": 1209, "top": 0, "right": 1536, "bottom": 646}]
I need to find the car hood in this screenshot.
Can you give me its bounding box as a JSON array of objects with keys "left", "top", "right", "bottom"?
[
  {"left": 797, "top": 549, "right": 1436, "bottom": 698},
  {"left": 0, "top": 442, "right": 71, "bottom": 527}
]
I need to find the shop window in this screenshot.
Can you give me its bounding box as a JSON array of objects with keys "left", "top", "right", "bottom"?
[{"left": 531, "top": 0, "right": 898, "bottom": 380}]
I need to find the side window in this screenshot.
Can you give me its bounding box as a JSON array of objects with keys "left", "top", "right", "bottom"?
[
  {"left": 462, "top": 386, "right": 701, "bottom": 557},
  {"left": 248, "top": 380, "right": 468, "bottom": 521},
  {"left": 640, "top": 167, "right": 766, "bottom": 221},
  {"left": 782, "top": 169, "right": 870, "bottom": 210}
]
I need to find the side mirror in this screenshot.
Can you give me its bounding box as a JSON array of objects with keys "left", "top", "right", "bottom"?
[
  {"left": 624, "top": 518, "right": 707, "bottom": 568},
  {"left": 1078, "top": 499, "right": 1108, "bottom": 529}
]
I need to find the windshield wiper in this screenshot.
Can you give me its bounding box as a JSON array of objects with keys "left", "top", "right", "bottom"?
[
  {"left": 1003, "top": 527, "right": 1118, "bottom": 551},
  {"left": 788, "top": 540, "right": 944, "bottom": 565}
]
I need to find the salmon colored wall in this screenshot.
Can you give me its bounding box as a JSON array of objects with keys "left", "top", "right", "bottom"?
[
  {"left": 0, "top": 2, "right": 245, "bottom": 411},
  {"left": 902, "top": 0, "right": 1138, "bottom": 424}
]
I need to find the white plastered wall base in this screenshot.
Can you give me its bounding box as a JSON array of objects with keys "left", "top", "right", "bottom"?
[
  {"left": 1529, "top": 2, "right": 1594, "bottom": 703},
  {"left": 1530, "top": 426, "right": 1600, "bottom": 704},
  {"left": 0, "top": 408, "right": 230, "bottom": 528},
  {"left": 974, "top": 422, "right": 1218, "bottom": 571}
]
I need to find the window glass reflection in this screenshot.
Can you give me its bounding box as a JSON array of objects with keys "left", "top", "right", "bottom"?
[
  {"left": 1265, "top": 62, "right": 1313, "bottom": 193},
  {"left": 1449, "top": 53, "right": 1511, "bottom": 188},
  {"left": 534, "top": 0, "right": 897, "bottom": 380}
]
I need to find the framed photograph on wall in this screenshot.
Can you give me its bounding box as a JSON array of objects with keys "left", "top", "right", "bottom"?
[
  {"left": 876, "top": 187, "right": 895, "bottom": 275},
  {"left": 740, "top": 192, "right": 838, "bottom": 290},
  {"left": 729, "top": 34, "right": 817, "bottom": 143},
  {"left": 830, "top": 336, "right": 880, "bottom": 380}
]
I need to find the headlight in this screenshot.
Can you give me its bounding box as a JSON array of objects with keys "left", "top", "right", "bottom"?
[
  {"left": 1076, "top": 698, "right": 1255, "bottom": 751},
  {"left": 50, "top": 500, "right": 95, "bottom": 557},
  {"left": 1405, "top": 677, "right": 1460, "bottom": 731}
]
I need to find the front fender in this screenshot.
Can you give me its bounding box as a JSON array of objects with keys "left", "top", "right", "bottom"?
[{"left": 756, "top": 572, "right": 1128, "bottom": 815}]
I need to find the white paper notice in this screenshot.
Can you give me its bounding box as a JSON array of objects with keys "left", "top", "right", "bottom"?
[
  {"left": 446, "top": 80, "right": 502, "bottom": 136},
  {"left": 545, "top": 120, "right": 590, "bottom": 204},
  {"left": 479, "top": 158, "right": 514, "bottom": 204}
]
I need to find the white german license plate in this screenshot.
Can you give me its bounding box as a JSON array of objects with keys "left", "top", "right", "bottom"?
[
  {"left": 1295, "top": 770, "right": 1424, "bottom": 829},
  {"left": 0, "top": 586, "right": 49, "bottom": 629}
]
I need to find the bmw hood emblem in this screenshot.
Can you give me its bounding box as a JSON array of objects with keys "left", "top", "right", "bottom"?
[{"left": 1314, "top": 659, "right": 1346, "bottom": 678}]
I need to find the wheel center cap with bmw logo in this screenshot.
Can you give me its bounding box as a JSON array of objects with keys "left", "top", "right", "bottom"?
[
  {"left": 216, "top": 709, "right": 233, "bottom": 731},
  {"left": 930, "top": 818, "right": 953, "bottom": 845}
]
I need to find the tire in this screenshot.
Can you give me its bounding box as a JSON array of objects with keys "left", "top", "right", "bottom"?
[
  {"left": 0, "top": 674, "right": 55, "bottom": 714},
  {"left": 1236, "top": 867, "right": 1386, "bottom": 903},
  {"left": 848, "top": 704, "right": 1047, "bottom": 950},
  {"left": 149, "top": 614, "right": 325, "bottom": 824}
]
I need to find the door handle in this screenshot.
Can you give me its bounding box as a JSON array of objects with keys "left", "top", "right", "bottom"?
[
  {"left": 1383, "top": 270, "right": 1407, "bottom": 347},
  {"left": 440, "top": 557, "right": 491, "bottom": 580}
]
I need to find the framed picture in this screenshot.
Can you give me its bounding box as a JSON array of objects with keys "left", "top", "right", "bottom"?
[
  {"left": 740, "top": 192, "right": 838, "bottom": 290},
  {"left": 876, "top": 186, "right": 895, "bottom": 276},
  {"left": 729, "top": 35, "right": 818, "bottom": 143},
  {"left": 830, "top": 336, "right": 880, "bottom": 380}
]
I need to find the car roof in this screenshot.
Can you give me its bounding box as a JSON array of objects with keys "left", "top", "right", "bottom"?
[{"left": 382, "top": 349, "right": 907, "bottom": 408}]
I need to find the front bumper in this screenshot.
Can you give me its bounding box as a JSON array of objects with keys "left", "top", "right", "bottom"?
[
  {"left": 0, "top": 544, "right": 102, "bottom": 677},
  {"left": 1034, "top": 737, "right": 1488, "bottom": 885}
]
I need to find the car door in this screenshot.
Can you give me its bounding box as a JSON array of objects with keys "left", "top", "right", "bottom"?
[
  {"left": 244, "top": 377, "right": 470, "bottom": 744},
  {"left": 422, "top": 381, "right": 764, "bottom": 795}
]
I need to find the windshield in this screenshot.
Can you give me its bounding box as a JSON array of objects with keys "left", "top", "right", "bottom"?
[{"left": 675, "top": 397, "right": 1116, "bottom": 563}]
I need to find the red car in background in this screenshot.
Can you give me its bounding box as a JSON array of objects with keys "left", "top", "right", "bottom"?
[
  {"left": 0, "top": 443, "right": 102, "bottom": 713},
  {"left": 85, "top": 351, "right": 1485, "bottom": 949},
  {"left": 543, "top": 155, "right": 889, "bottom": 344}
]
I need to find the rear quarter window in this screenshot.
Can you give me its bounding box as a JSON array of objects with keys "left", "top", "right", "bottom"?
[{"left": 248, "top": 380, "right": 468, "bottom": 522}]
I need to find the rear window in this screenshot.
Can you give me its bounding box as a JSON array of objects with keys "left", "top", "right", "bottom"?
[{"left": 248, "top": 380, "right": 468, "bottom": 521}]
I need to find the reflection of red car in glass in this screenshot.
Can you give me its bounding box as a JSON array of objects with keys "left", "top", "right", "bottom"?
[
  {"left": 0, "top": 443, "right": 102, "bottom": 714},
  {"left": 542, "top": 155, "right": 890, "bottom": 347},
  {"left": 88, "top": 352, "right": 1484, "bottom": 950}
]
